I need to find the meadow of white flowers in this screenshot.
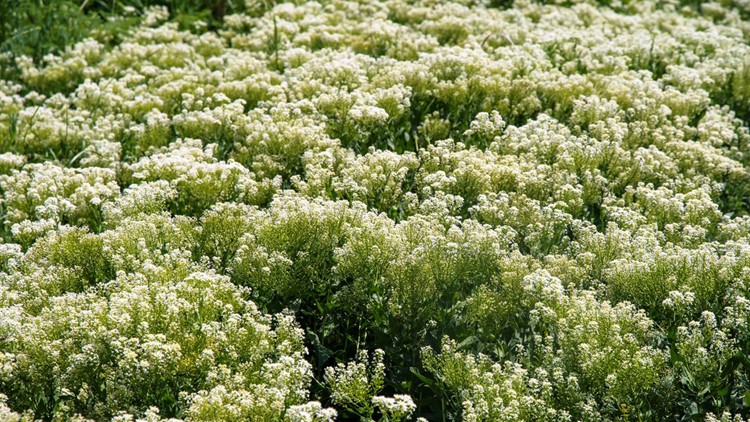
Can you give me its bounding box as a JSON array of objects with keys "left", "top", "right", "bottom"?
[{"left": 0, "top": 0, "right": 750, "bottom": 420}]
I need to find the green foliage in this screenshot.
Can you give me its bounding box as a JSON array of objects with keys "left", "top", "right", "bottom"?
[
  {"left": 0, "top": 1, "right": 97, "bottom": 63},
  {"left": 1, "top": 0, "right": 750, "bottom": 420}
]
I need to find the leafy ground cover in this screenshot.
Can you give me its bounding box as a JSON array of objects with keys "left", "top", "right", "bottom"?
[{"left": 1, "top": 0, "right": 750, "bottom": 420}]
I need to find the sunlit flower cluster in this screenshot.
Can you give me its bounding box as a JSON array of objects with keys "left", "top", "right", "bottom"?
[{"left": 1, "top": 0, "right": 749, "bottom": 419}]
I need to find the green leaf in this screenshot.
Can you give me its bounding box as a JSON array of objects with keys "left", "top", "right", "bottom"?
[
  {"left": 716, "top": 385, "right": 729, "bottom": 398},
  {"left": 410, "top": 367, "right": 434, "bottom": 388},
  {"left": 457, "top": 335, "right": 478, "bottom": 350}
]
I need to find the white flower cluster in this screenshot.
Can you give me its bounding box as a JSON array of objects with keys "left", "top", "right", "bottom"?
[{"left": 1, "top": 0, "right": 750, "bottom": 420}]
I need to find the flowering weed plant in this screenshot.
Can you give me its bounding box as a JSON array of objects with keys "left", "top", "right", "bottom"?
[{"left": 1, "top": 0, "right": 750, "bottom": 420}]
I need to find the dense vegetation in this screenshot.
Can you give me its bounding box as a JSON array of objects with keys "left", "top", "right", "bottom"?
[{"left": 1, "top": 0, "right": 750, "bottom": 420}]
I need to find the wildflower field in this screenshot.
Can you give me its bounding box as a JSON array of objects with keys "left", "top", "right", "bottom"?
[{"left": 0, "top": 0, "right": 750, "bottom": 420}]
